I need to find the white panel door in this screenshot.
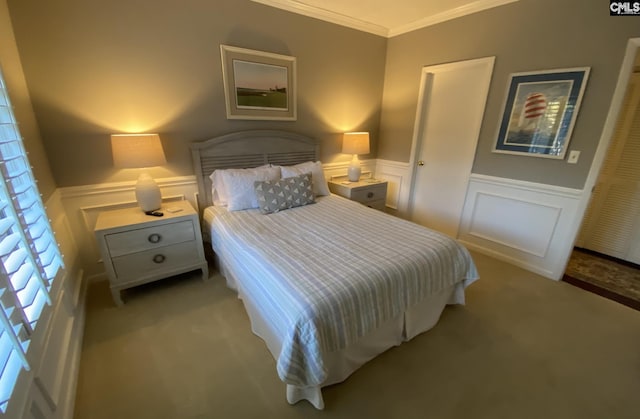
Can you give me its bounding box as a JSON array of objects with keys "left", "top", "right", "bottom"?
[{"left": 409, "top": 57, "right": 494, "bottom": 237}]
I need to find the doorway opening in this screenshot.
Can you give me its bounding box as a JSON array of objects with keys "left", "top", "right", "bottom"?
[{"left": 563, "top": 39, "right": 640, "bottom": 309}]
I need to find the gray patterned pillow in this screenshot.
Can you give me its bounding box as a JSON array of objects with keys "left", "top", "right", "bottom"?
[{"left": 254, "top": 173, "right": 315, "bottom": 214}]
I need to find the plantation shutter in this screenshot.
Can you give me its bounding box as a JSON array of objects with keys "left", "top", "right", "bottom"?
[{"left": 0, "top": 67, "right": 64, "bottom": 413}]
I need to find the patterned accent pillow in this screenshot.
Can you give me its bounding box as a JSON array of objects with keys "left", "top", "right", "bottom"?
[{"left": 254, "top": 173, "right": 315, "bottom": 214}]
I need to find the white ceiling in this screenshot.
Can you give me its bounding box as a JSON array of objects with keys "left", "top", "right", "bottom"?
[{"left": 252, "top": 0, "right": 519, "bottom": 37}]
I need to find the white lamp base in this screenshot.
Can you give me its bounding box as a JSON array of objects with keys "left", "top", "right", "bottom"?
[
  {"left": 135, "top": 172, "right": 162, "bottom": 212},
  {"left": 347, "top": 154, "right": 361, "bottom": 182}
]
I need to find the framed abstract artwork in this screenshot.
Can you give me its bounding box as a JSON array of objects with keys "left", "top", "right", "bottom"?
[
  {"left": 220, "top": 45, "right": 296, "bottom": 120},
  {"left": 493, "top": 67, "right": 590, "bottom": 159}
]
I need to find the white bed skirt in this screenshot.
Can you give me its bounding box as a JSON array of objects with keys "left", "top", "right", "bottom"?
[{"left": 215, "top": 252, "right": 465, "bottom": 410}]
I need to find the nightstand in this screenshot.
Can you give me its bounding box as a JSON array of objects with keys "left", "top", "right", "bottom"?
[
  {"left": 94, "top": 200, "right": 208, "bottom": 305},
  {"left": 328, "top": 179, "right": 388, "bottom": 211}
]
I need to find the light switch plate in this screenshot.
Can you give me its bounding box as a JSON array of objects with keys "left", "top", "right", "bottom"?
[{"left": 567, "top": 150, "right": 580, "bottom": 164}]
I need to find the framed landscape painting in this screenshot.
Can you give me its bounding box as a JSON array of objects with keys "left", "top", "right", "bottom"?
[
  {"left": 220, "top": 45, "right": 297, "bottom": 120},
  {"left": 493, "top": 67, "right": 590, "bottom": 159}
]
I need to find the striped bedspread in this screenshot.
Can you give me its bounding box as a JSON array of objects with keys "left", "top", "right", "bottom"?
[{"left": 208, "top": 195, "right": 478, "bottom": 387}]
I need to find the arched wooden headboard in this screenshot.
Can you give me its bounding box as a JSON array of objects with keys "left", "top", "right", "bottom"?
[{"left": 190, "top": 130, "right": 320, "bottom": 211}]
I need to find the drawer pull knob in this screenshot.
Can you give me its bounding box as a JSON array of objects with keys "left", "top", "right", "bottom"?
[
  {"left": 367, "top": 192, "right": 374, "bottom": 198},
  {"left": 148, "top": 233, "right": 162, "bottom": 243},
  {"left": 152, "top": 254, "right": 166, "bottom": 264}
]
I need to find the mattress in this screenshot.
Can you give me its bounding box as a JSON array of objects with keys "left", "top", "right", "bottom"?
[{"left": 204, "top": 195, "right": 478, "bottom": 407}]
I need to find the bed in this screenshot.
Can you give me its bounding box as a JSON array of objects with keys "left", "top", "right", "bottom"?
[{"left": 191, "top": 130, "right": 479, "bottom": 409}]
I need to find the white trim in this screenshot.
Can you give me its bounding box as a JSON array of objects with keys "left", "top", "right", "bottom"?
[
  {"left": 460, "top": 240, "right": 556, "bottom": 278},
  {"left": 466, "top": 191, "right": 562, "bottom": 258},
  {"left": 459, "top": 174, "right": 583, "bottom": 280},
  {"left": 250, "top": 0, "right": 388, "bottom": 37},
  {"left": 55, "top": 269, "right": 87, "bottom": 419},
  {"left": 374, "top": 159, "right": 410, "bottom": 169},
  {"left": 323, "top": 159, "right": 376, "bottom": 182},
  {"left": 389, "top": 0, "right": 519, "bottom": 37},
  {"left": 58, "top": 175, "right": 196, "bottom": 199},
  {"left": 251, "top": 0, "right": 518, "bottom": 38},
  {"left": 375, "top": 159, "right": 411, "bottom": 212},
  {"left": 8, "top": 190, "right": 85, "bottom": 419},
  {"left": 470, "top": 173, "right": 583, "bottom": 198}
]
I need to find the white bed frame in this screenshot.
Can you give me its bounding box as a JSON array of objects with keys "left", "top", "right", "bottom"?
[{"left": 190, "top": 130, "right": 464, "bottom": 409}]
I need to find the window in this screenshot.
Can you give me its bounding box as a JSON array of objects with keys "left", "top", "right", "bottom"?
[{"left": 0, "top": 68, "right": 64, "bottom": 413}]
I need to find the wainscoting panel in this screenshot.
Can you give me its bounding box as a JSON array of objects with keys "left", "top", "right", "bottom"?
[
  {"left": 57, "top": 168, "right": 582, "bottom": 286},
  {"left": 324, "top": 160, "right": 376, "bottom": 183},
  {"left": 469, "top": 192, "right": 561, "bottom": 257},
  {"left": 10, "top": 190, "right": 85, "bottom": 419},
  {"left": 459, "top": 174, "right": 583, "bottom": 280},
  {"left": 375, "top": 159, "right": 412, "bottom": 214}
]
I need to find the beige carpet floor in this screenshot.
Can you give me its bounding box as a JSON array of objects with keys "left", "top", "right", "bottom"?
[{"left": 74, "top": 252, "right": 640, "bottom": 419}]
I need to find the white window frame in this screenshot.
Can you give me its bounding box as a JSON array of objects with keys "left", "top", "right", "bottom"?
[{"left": 0, "top": 66, "right": 64, "bottom": 414}]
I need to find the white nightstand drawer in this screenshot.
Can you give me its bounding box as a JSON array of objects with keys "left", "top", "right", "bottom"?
[
  {"left": 349, "top": 184, "right": 387, "bottom": 203},
  {"left": 328, "top": 179, "right": 388, "bottom": 212},
  {"left": 94, "top": 200, "right": 208, "bottom": 305},
  {"left": 111, "top": 241, "right": 202, "bottom": 282},
  {"left": 105, "top": 220, "right": 195, "bottom": 257}
]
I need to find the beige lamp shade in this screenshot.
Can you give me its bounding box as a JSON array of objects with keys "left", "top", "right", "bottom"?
[
  {"left": 111, "top": 133, "right": 166, "bottom": 168},
  {"left": 342, "top": 132, "right": 370, "bottom": 155},
  {"left": 342, "top": 132, "right": 370, "bottom": 182},
  {"left": 111, "top": 133, "right": 166, "bottom": 212}
]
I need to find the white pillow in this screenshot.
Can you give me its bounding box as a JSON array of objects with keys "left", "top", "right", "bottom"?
[
  {"left": 280, "top": 161, "right": 330, "bottom": 196},
  {"left": 209, "top": 164, "right": 273, "bottom": 206},
  {"left": 220, "top": 166, "right": 281, "bottom": 211}
]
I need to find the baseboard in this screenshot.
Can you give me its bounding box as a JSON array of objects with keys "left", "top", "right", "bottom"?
[
  {"left": 55, "top": 268, "right": 88, "bottom": 419},
  {"left": 461, "top": 239, "right": 555, "bottom": 279}
]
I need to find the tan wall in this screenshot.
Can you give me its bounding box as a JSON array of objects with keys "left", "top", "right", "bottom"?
[
  {"left": 7, "top": 0, "right": 387, "bottom": 187},
  {"left": 379, "top": 0, "right": 640, "bottom": 189},
  {"left": 11, "top": 0, "right": 638, "bottom": 191},
  {"left": 0, "top": 0, "right": 56, "bottom": 199}
]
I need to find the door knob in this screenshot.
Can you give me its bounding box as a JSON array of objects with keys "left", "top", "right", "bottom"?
[{"left": 417, "top": 160, "right": 425, "bottom": 166}]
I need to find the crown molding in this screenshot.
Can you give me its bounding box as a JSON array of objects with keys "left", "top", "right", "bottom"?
[
  {"left": 251, "top": 0, "right": 389, "bottom": 37},
  {"left": 389, "top": 0, "right": 519, "bottom": 37},
  {"left": 252, "top": 0, "right": 519, "bottom": 38}
]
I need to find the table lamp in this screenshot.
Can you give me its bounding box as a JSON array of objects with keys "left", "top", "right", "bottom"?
[
  {"left": 111, "top": 133, "right": 167, "bottom": 212},
  {"left": 342, "top": 132, "right": 370, "bottom": 182}
]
